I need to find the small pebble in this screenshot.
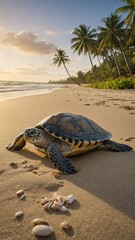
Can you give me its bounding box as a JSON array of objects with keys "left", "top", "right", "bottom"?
[
  {"left": 10, "top": 162, "right": 18, "bottom": 168},
  {"left": 60, "top": 221, "right": 70, "bottom": 230},
  {"left": 15, "top": 211, "right": 24, "bottom": 218},
  {"left": 32, "top": 224, "right": 53, "bottom": 237},
  {"left": 52, "top": 170, "right": 60, "bottom": 178},
  {"left": 32, "top": 170, "right": 38, "bottom": 174},
  {"left": 24, "top": 165, "right": 38, "bottom": 172},
  {"left": 21, "top": 160, "right": 27, "bottom": 164},
  {"left": 16, "top": 189, "right": 24, "bottom": 197},
  {"left": 54, "top": 173, "right": 60, "bottom": 178}
]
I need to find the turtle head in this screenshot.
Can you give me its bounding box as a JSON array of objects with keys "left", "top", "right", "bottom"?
[{"left": 24, "top": 128, "right": 45, "bottom": 146}]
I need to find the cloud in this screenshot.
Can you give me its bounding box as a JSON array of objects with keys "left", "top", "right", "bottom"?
[
  {"left": 45, "top": 31, "right": 58, "bottom": 36},
  {"left": 0, "top": 30, "right": 57, "bottom": 55}
]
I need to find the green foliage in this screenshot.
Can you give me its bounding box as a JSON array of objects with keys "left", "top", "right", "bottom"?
[{"left": 89, "top": 77, "right": 135, "bottom": 89}]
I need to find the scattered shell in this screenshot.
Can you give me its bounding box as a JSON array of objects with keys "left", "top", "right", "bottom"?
[
  {"left": 52, "top": 192, "right": 59, "bottom": 199},
  {"left": 51, "top": 201, "right": 62, "bottom": 210},
  {"left": 60, "top": 221, "right": 70, "bottom": 230},
  {"left": 58, "top": 205, "right": 68, "bottom": 212},
  {"left": 58, "top": 195, "right": 67, "bottom": 204},
  {"left": 42, "top": 201, "right": 52, "bottom": 210},
  {"left": 16, "top": 189, "right": 24, "bottom": 197},
  {"left": 32, "top": 224, "right": 53, "bottom": 237},
  {"left": 41, "top": 197, "right": 50, "bottom": 206},
  {"left": 65, "top": 194, "right": 75, "bottom": 204},
  {"left": 15, "top": 211, "right": 24, "bottom": 218},
  {"left": 41, "top": 192, "right": 75, "bottom": 212},
  {"left": 32, "top": 218, "right": 48, "bottom": 226}
]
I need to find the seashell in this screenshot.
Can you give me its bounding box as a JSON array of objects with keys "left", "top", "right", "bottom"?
[
  {"left": 51, "top": 200, "right": 62, "bottom": 210},
  {"left": 42, "top": 201, "right": 52, "bottom": 210},
  {"left": 16, "top": 189, "right": 24, "bottom": 197},
  {"left": 57, "top": 195, "right": 67, "bottom": 205},
  {"left": 58, "top": 205, "right": 68, "bottom": 212},
  {"left": 60, "top": 221, "right": 70, "bottom": 230},
  {"left": 65, "top": 194, "right": 75, "bottom": 204},
  {"left": 31, "top": 218, "right": 48, "bottom": 226},
  {"left": 15, "top": 211, "right": 24, "bottom": 218},
  {"left": 41, "top": 197, "right": 50, "bottom": 206},
  {"left": 52, "top": 192, "right": 59, "bottom": 199},
  {"left": 32, "top": 224, "right": 53, "bottom": 236},
  {"left": 52, "top": 192, "right": 66, "bottom": 204}
]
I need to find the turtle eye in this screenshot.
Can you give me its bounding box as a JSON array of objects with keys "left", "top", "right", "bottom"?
[{"left": 25, "top": 129, "right": 35, "bottom": 137}]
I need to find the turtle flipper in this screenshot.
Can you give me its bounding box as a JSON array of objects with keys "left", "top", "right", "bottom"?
[
  {"left": 103, "top": 140, "right": 132, "bottom": 152},
  {"left": 6, "top": 132, "right": 26, "bottom": 151},
  {"left": 47, "top": 144, "right": 77, "bottom": 174}
]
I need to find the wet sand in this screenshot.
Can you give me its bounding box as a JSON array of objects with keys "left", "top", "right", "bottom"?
[{"left": 0, "top": 85, "right": 135, "bottom": 240}]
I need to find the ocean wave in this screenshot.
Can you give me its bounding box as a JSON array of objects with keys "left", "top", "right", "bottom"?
[{"left": 0, "top": 80, "right": 63, "bottom": 100}]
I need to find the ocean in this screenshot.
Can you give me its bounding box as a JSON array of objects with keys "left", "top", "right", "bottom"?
[{"left": 0, "top": 80, "right": 63, "bottom": 101}]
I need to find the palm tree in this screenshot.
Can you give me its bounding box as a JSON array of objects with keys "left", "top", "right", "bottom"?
[
  {"left": 98, "top": 13, "right": 132, "bottom": 76},
  {"left": 71, "top": 24, "right": 97, "bottom": 71},
  {"left": 53, "top": 48, "right": 81, "bottom": 86},
  {"left": 115, "top": 0, "right": 135, "bottom": 45}
]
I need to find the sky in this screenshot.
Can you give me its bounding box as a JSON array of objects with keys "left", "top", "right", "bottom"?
[{"left": 0, "top": 0, "right": 124, "bottom": 82}]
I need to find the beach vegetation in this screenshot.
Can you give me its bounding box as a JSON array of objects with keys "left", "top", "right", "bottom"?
[
  {"left": 51, "top": 0, "right": 135, "bottom": 89},
  {"left": 89, "top": 77, "right": 135, "bottom": 89}
]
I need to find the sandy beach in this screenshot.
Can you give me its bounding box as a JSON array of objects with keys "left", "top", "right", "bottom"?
[{"left": 0, "top": 85, "right": 135, "bottom": 240}]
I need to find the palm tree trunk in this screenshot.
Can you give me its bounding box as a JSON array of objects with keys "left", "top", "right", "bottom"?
[
  {"left": 87, "top": 50, "right": 94, "bottom": 68},
  {"left": 97, "top": 56, "right": 101, "bottom": 65},
  {"left": 105, "top": 53, "right": 114, "bottom": 78},
  {"left": 111, "top": 49, "right": 121, "bottom": 77},
  {"left": 87, "top": 49, "right": 100, "bottom": 80},
  {"left": 117, "top": 39, "right": 132, "bottom": 76},
  {"left": 63, "top": 63, "right": 81, "bottom": 86}
]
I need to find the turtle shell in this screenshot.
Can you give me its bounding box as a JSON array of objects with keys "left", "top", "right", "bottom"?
[{"left": 37, "top": 113, "right": 112, "bottom": 147}]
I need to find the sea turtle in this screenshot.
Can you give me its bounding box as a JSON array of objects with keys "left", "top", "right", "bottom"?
[{"left": 6, "top": 113, "right": 132, "bottom": 174}]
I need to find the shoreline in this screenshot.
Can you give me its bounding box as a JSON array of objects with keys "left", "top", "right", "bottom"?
[
  {"left": 0, "top": 85, "right": 135, "bottom": 240},
  {"left": 0, "top": 84, "right": 63, "bottom": 101}
]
